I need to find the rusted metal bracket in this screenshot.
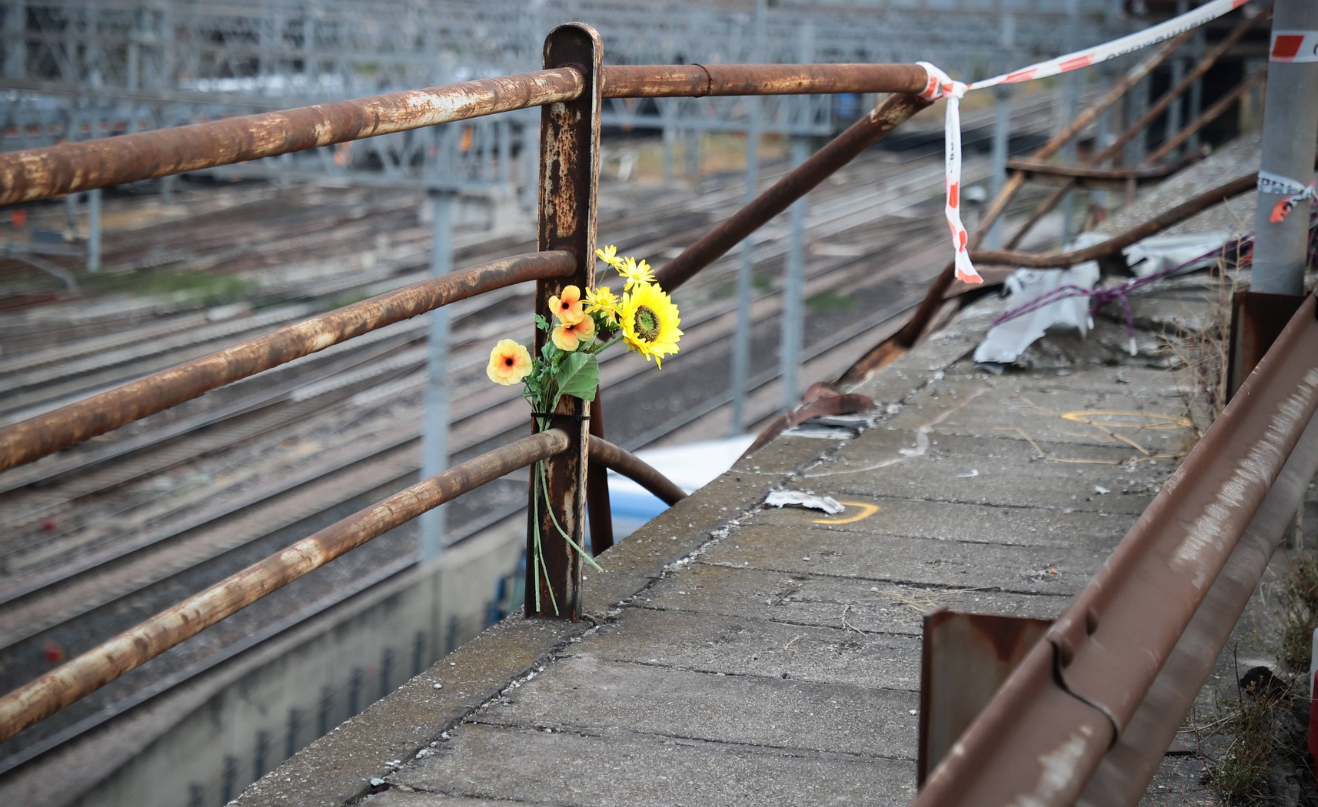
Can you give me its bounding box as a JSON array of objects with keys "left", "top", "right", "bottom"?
[
  {"left": 527, "top": 23, "right": 602, "bottom": 620},
  {"left": 917, "top": 610, "right": 1053, "bottom": 786},
  {"left": 1228, "top": 291, "right": 1306, "bottom": 401}
]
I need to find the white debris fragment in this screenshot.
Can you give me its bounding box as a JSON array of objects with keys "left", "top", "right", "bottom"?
[
  {"left": 957, "top": 469, "right": 979, "bottom": 478},
  {"left": 764, "top": 490, "right": 845, "bottom": 515},
  {"left": 369, "top": 778, "right": 385, "bottom": 787},
  {"left": 1094, "top": 485, "right": 1110, "bottom": 495},
  {"left": 974, "top": 258, "right": 1101, "bottom": 366}
]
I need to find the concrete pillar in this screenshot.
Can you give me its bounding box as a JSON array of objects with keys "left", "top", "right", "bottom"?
[{"left": 1251, "top": 0, "right": 1318, "bottom": 296}]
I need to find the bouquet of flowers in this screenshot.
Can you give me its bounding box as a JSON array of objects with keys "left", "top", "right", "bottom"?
[{"left": 486, "top": 245, "right": 682, "bottom": 613}]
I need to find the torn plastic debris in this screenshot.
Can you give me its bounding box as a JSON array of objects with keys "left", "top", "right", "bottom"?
[
  {"left": 764, "top": 490, "right": 845, "bottom": 515},
  {"left": 1123, "top": 232, "right": 1230, "bottom": 278},
  {"left": 973, "top": 259, "right": 1100, "bottom": 365}
]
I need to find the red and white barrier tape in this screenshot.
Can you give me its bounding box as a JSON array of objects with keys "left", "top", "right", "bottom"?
[
  {"left": 919, "top": 0, "right": 1256, "bottom": 284},
  {"left": 1259, "top": 170, "right": 1317, "bottom": 223}
]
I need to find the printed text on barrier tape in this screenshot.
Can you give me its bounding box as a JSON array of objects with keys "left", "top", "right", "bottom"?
[
  {"left": 920, "top": 0, "right": 1255, "bottom": 284},
  {"left": 1259, "top": 170, "right": 1318, "bottom": 224},
  {"left": 1272, "top": 31, "right": 1318, "bottom": 64}
]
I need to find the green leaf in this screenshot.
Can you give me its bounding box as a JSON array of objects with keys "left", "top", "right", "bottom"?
[
  {"left": 555, "top": 352, "right": 599, "bottom": 402},
  {"left": 534, "top": 314, "right": 551, "bottom": 332}
]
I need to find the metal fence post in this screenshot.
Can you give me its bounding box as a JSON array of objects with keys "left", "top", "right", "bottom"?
[
  {"left": 526, "top": 23, "right": 601, "bottom": 620},
  {"left": 419, "top": 188, "right": 454, "bottom": 564},
  {"left": 1251, "top": 0, "right": 1318, "bottom": 297}
]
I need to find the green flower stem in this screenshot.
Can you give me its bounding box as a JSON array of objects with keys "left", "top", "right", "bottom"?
[
  {"left": 537, "top": 461, "right": 605, "bottom": 574},
  {"left": 530, "top": 475, "right": 559, "bottom": 616}
]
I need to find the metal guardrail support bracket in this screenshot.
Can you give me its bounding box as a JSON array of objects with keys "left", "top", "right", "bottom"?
[
  {"left": 917, "top": 610, "right": 1053, "bottom": 787},
  {"left": 527, "top": 23, "right": 603, "bottom": 620},
  {"left": 1227, "top": 290, "right": 1305, "bottom": 401}
]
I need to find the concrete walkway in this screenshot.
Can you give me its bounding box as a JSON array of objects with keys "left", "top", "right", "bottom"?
[{"left": 236, "top": 270, "right": 1229, "bottom": 805}]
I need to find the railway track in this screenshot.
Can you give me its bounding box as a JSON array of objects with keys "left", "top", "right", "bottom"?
[{"left": 0, "top": 89, "right": 1063, "bottom": 780}]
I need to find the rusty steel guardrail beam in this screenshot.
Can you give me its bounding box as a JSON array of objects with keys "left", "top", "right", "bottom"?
[
  {"left": 0, "top": 251, "right": 576, "bottom": 474},
  {"left": 914, "top": 293, "right": 1318, "bottom": 807},
  {"left": 0, "top": 429, "right": 571, "bottom": 744},
  {"left": 0, "top": 63, "right": 929, "bottom": 207},
  {"left": 969, "top": 172, "right": 1256, "bottom": 268},
  {"left": 587, "top": 436, "right": 688, "bottom": 506},
  {"left": 655, "top": 91, "right": 931, "bottom": 293}
]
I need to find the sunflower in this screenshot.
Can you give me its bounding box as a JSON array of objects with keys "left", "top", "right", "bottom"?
[
  {"left": 585, "top": 285, "right": 620, "bottom": 327},
  {"left": 617, "top": 257, "right": 655, "bottom": 291},
  {"left": 548, "top": 285, "right": 584, "bottom": 325},
  {"left": 551, "top": 314, "right": 596, "bottom": 352},
  {"left": 620, "top": 282, "right": 682, "bottom": 367},
  {"left": 486, "top": 339, "right": 533, "bottom": 385}
]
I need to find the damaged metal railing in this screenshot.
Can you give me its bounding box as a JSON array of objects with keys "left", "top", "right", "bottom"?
[
  {"left": 0, "top": 22, "right": 937, "bottom": 743},
  {"left": 0, "top": 11, "right": 1295, "bottom": 807}
]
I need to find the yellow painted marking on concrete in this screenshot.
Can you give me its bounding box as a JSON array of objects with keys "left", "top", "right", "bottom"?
[
  {"left": 814, "top": 502, "right": 880, "bottom": 525},
  {"left": 1060, "top": 410, "right": 1191, "bottom": 431}
]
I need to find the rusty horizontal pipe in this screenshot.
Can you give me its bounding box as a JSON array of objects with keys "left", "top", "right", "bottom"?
[
  {"left": 969, "top": 172, "right": 1254, "bottom": 268},
  {"left": 603, "top": 63, "right": 930, "bottom": 98},
  {"left": 0, "top": 429, "right": 570, "bottom": 744},
  {"left": 1005, "top": 149, "right": 1204, "bottom": 187},
  {"left": 916, "top": 294, "right": 1318, "bottom": 806},
  {"left": 0, "top": 62, "right": 931, "bottom": 206},
  {"left": 0, "top": 251, "right": 575, "bottom": 474},
  {"left": 655, "top": 92, "right": 931, "bottom": 292},
  {"left": 0, "top": 70, "right": 586, "bottom": 206},
  {"left": 838, "top": 27, "right": 1199, "bottom": 387},
  {"left": 587, "top": 436, "right": 687, "bottom": 507}
]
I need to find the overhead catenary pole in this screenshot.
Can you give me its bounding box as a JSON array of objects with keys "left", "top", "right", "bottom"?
[
  {"left": 1251, "top": 0, "right": 1318, "bottom": 296},
  {"left": 419, "top": 187, "right": 454, "bottom": 564},
  {"left": 730, "top": 0, "right": 767, "bottom": 436}
]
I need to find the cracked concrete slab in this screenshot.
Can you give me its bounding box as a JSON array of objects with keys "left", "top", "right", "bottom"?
[
  {"left": 391, "top": 723, "right": 918, "bottom": 807},
  {"left": 635, "top": 563, "right": 1073, "bottom": 635},
  {"left": 476, "top": 654, "right": 918, "bottom": 759},
  {"left": 565, "top": 605, "right": 922, "bottom": 690}
]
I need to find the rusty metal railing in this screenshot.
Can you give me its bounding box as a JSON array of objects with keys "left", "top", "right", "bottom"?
[
  {"left": 0, "top": 13, "right": 1291, "bottom": 807},
  {"left": 0, "top": 22, "right": 938, "bottom": 745}
]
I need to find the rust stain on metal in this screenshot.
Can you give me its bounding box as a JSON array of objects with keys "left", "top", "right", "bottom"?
[
  {"left": 528, "top": 23, "right": 602, "bottom": 621},
  {"left": 0, "top": 69, "right": 586, "bottom": 206},
  {"left": 0, "top": 430, "right": 569, "bottom": 743},
  {"left": 601, "top": 63, "right": 928, "bottom": 98},
  {"left": 0, "top": 252, "right": 575, "bottom": 475}
]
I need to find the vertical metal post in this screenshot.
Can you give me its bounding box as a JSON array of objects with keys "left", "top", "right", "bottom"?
[
  {"left": 4, "top": 0, "right": 25, "bottom": 80},
  {"left": 730, "top": 0, "right": 766, "bottom": 436},
  {"left": 419, "top": 188, "right": 454, "bottom": 564},
  {"left": 87, "top": 187, "right": 101, "bottom": 273},
  {"left": 662, "top": 122, "right": 676, "bottom": 184},
  {"left": 779, "top": 137, "right": 808, "bottom": 412},
  {"left": 987, "top": 86, "right": 1010, "bottom": 250},
  {"left": 987, "top": 13, "right": 1015, "bottom": 251},
  {"left": 1251, "top": 0, "right": 1318, "bottom": 297},
  {"left": 683, "top": 129, "right": 701, "bottom": 177},
  {"left": 1059, "top": 0, "right": 1081, "bottom": 243},
  {"left": 527, "top": 23, "right": 601, "bottom": 620},
  {"left": 1164, "top": 2, "right": 1189, "bottom": 148}
]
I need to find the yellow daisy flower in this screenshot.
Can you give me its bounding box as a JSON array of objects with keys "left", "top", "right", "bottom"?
[
  {"left": 620, "top": 282, "right": 682, "bottom": 368},
  {"left": 595, "top": 244, "right": 623, "bottom": 270},
  {"left": 486, "top": 339, "right": 533, "bottom": 385},
  {"left": 585, "top": 285, "right": 620, "bottom": 327},
  {"left": 618, "top": 257, "right": 655, "bottom": 291}
]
